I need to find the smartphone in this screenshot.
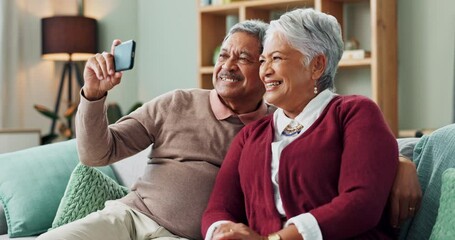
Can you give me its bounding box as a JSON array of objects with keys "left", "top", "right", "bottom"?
[{"left": 114, "top": 40, "right": 136, "bottom": 72}]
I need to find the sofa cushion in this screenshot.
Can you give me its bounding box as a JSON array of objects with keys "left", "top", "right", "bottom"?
[
  {"left": 397, "top": 137, "right": 419, "bottom": 160},
  {"left": 111, "top": 146, "right": 150, "bottom": 188},
  {"left": 429, "top": 168, "right": 455, "bottom": 239},
  {"left": 51, "top": 163, "right": 128, "bottom": 229},
  {"left": 399, "top": 124, "right": 455, "bottom": 240},
  {"left": 0, "top": 140, "right": 115, "bottom": 238},
  {"left": 0, "top": 140, "right": 79, "bottom": 237}
]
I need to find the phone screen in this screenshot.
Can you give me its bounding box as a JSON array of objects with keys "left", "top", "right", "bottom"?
[{"left": 114, "top": 40, "right": 136, "bottom": 72}]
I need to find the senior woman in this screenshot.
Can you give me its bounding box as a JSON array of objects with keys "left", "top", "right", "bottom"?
[{"left": 201, "top": 8, "right": 398, "bottom": 240}]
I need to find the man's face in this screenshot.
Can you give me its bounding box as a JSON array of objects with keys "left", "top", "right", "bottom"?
[{"left": 212, "top": 32, "right": 265, "bottom": 106}]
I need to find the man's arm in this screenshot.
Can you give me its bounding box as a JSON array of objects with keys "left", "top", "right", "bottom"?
[{"left": 76, "top": 39, "right": 152, "bottom": 166}]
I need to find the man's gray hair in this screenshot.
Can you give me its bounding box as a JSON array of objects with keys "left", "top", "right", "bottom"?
[
  {"left": 223, "top": 20, "right": 269, "bottom": 53},
  {"left": 265, "top": 8, "right": 344, "bottom": 91}
]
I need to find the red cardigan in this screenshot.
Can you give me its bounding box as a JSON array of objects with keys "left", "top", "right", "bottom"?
[{"left": 202, "top": 95, "right": 398, "bottom": 239}]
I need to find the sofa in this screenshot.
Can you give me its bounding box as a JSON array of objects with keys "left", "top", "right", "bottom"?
[
  {"left": 0, "top": 134, "right": 454, "bottom": 239},
  {"left": 0, "top": 139, "right": 149, "bottom": 239}
]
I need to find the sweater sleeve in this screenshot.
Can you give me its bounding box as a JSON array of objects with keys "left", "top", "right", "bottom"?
[
  {"left": 309, "top": 97, "right": 398, "bottom": 239},
  {"left": 75, "top": 91, "right": 154, "bottom": 166},
  {"left": 201, "top": 128, "right": 249, "bottom": 237}
]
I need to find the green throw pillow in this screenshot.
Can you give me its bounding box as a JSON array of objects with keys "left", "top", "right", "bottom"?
[
  {"left": 51, "top": 163, "right": 129, "bottom": 229},
  {"left": 429, "top": 168, "right": 455, "bottom": 239}
]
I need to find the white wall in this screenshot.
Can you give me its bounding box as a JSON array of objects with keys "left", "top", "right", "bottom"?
[
  {"left": 398, "top": 0, "right": 455, "bottom": 130},
  {"left": 336, "top": 0, "right": 455, "bottom": 130},
  {"left": 136, "top": 0, "right": 198, "bottom": 102},
  {"left": 1, "top": 0, "right": 76, "bottom": 135},
  {"left": 85, "top": 0, "right": 138, "bottom": 112}
]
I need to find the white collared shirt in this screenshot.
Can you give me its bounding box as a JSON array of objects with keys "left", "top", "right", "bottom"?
[{"left": 272, "top": 89, "right": 335, "bottom": 240}]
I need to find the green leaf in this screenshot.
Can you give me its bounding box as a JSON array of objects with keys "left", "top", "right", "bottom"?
[
  {"left": 107, "top": 103, "right": 123, "bottom": 124},
  {"left": 64, "top": 103, "right": 78, "bottom": 119},
  {"left": 34, "top": 104, "right": 59, "bottom": 120},
  {"left": 41, "top": 133, "right": 59, "bottom": 145},
  {"left": 127, "top": 102, "right": 143, "bottom": 115}
]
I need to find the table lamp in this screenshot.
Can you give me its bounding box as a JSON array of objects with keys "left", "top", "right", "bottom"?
[{"left": 40, "top": 15, "right": 97, "bottom": 143}]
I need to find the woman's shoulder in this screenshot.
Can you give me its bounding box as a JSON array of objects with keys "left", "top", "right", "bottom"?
[
  {"left": 241, "top": 114, "right": 274, "bottom": 134},
  {"left": 330, "top": 94, "right": 380, "bottom": 111}
]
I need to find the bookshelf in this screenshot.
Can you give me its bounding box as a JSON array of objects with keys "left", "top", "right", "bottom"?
[{"left": 197, "top": 0, "right": 398, "bottom": 135}]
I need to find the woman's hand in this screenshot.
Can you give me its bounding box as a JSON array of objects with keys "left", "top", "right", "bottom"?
[
  {"left": 389, "top": 156, "right": 422, "bottom": 228},
  {"left": 82, "top": 39, "right": 123, "bottom": 101},
  {"left": 212, "top": 222, "right": 265, "bottom": 240}
]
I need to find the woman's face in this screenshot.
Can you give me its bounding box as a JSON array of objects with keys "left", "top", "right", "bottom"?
[{"left": 259, "top": 32, "right": 319, "bottom": 118}]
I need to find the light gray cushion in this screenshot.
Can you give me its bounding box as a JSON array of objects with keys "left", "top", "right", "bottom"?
[
  {"left": 397, "top": 137, "right": 419, "bottom": 160},
  {"left": 111, "top": 146, "right": 150, "bottom": 188}
]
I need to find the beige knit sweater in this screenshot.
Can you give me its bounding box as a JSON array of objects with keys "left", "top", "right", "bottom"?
[{"left": 76, "top": 88, "right": 272, "bottom": 239}]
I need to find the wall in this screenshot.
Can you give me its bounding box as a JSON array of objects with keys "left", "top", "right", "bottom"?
[
  {"left": 85, "top": 0, "right": 138, "bottom": 112},
  {"left": 0, "top": 0, "right": 75, "bottom": 135},
  {"left": 136, "top": 0, "right": 198, "bottom": 102},
  {"left": 398, "top": 0, "right": 455, "bottom": 130},
  {"left": 337, "top": 0, "right": 455, "bottom": 131}
]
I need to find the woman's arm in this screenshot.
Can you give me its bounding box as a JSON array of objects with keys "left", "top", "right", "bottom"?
[
  {"left": 388, "top": 138, "right": 422, "bottom": 227},
  {"left": 309, "top": 98, "right": 399, "bottom": 239},
  {"left": 210, "top": 222, "right": 302, "bottom": 240},
  {"left": 389, "top": 156, "right": 422, "bottom": 228},
  {"left": 201, "top": 129, "right": 249, "bottom": 238}
]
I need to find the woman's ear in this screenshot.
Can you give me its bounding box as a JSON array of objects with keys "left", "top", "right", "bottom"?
[{"left": 311, "top": 55, "right": 326, "bottom": 80}]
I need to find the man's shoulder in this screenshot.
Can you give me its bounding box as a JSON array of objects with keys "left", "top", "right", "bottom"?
[
  {"left": 266, "top": 104, "right": 277, "bottom": 115},
  {"left": 144, "top": 88, "right": 211, "bottom": 105},
  {"left": 162, "top": 88, "right": 211, "bottom": 99}
]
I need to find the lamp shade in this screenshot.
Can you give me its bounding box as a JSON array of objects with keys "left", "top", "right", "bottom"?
[{"left": 41, "top": 16, "right": 97, "bottom": 61}]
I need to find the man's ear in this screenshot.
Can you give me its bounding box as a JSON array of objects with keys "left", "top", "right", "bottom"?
[{"left": 311, "top": 55, "right": 326, "bottom": 80}]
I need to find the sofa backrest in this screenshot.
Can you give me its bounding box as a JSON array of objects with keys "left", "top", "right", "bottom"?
[{"left": 111, "top": 145, "right": 151, "bottom": 189}]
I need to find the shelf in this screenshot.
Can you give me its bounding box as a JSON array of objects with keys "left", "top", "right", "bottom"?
[
  {"left": 338, "top": 58, "right": 371, "bottom": 68},
  {"left": 200, "top": 0, "right": 313, "bottom": 13},
  {"left": 199, "top": 4, "right": 239, "bottom": 15},
  {"left": 200, "top": 66, "right": 214, "bottom": 74},
  {"left": 200, "top": 58, "right": 372, "bottom": 75},
  {"left": 197, "top": 0, "right": 398, "bottom": 135}
]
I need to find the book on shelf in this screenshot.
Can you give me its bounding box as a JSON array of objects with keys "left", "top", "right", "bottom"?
[
  {"left": 201, "top": 0, "right": 244, "bottom": 6},
  {"left": 341, "top": 49, "right": 371, "bottom": 60}
]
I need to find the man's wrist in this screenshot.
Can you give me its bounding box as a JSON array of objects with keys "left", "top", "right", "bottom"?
[{"left": 82, "top": 87, "right": 106, "bottom": 101}]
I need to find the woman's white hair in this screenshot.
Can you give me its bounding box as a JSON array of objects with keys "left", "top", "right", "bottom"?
[{"left": 265, "top": 8, "right": 344, "bottom": 91}]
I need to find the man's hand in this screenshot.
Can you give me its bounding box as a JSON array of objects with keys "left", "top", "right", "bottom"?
[
  {"left": 212, "top": 222, "right": 265, "bottom": 240},
  {"left": 389, "top": 156, "right": 422, "bottom": 228},
  {"left": 83, "top": 39, "right": 123, "bottom": 101}
]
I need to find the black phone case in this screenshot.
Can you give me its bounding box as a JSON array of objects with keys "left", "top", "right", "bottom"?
[{"left": 114, "top": 40, "right": 136, "bottom": 72}]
